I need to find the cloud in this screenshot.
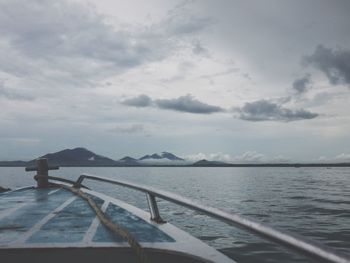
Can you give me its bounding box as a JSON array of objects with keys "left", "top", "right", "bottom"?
[
  {"left": 234, "top": 99, "right": 318, "bottom": 122},
  {"left": 160, "top": 61, "right": 195, "bottom": 83},
  {"left": 334, "top": 153, "right": 350, "bottom": 162},
  {"left": 0, "top": 0, "right": 191, "bottom": 67},
  {"left": 318, "top": 153, "right": 350, "bottom": 162},
  {"left": 0, "top": 84, "right": 33, "bottom": 101},
  {"left": 292, "top": 74, "right": 311, "bottom": 94},
  {"left": 0, "top": 0, "right": 215, "bottom": 94},
  {"left": 121, "top": 94, "right": 152, "bottom": 107},
  {"left": 235, "top": 151, "right": 265, "bottom": 163},
  {"left": 122, "top": 94, "right": 320, "bottom": 121},
  {"left": 0, "top": 0, "right": 146, "bottom": 76},
  {"left": 109, "top": 124, "right": 145, "bottom": 134},
  {"left": 122, "top": 94, "right": 224, "bottom": 114},
  {"left": 164, "top": 2, "right": 215, "bottom": 36},
  {"left": 155, "top": 95, "right": 224, "bottom": 114},
  {"left": 304, "top": 45, "right": 350, "bottom": 86},
  {"left": 298, "top": 91, "right": 347, "bottom": 108},
  {"left": 192, "top": 40, "right": 209, "bottom": 56},
  {"left": 186, "top": 151, "right": 290, "bottom": 163}
]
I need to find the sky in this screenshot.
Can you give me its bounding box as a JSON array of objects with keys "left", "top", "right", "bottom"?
[{"left": 1, "top": 0, "right": 350, "bottom": 162}]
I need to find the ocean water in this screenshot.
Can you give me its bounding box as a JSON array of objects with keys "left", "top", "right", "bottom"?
[{"left": 1, "top": 167, "right": 349, "bottom": 263}]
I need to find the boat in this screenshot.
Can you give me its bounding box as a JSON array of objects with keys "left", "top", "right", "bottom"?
[{"left": 0, "top": 158, "right": 349, "bottom": 263}]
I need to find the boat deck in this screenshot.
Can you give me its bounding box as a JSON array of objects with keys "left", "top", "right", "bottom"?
[{"left": 0, "top": 186, "right": 235, "bottom": 263}]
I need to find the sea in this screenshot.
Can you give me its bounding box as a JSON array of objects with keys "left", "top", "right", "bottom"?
[{"left": 1, "top": 167, "right": 349, "bottom": 263}]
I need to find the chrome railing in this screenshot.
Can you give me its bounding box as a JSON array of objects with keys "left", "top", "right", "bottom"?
[{"left": 62, "top": 173, "right": 349, "bottom": 263}]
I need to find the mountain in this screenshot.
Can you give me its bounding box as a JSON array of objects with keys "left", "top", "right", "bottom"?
[
  {"left": 119, "top": 156, "right": 140, "bottom": 166},
  {"left": 139, "top": 153, "right": 162, "bottom": 160},
  {"left": 28, "top": 147, "right": 119, "bottom": 166},
  {"left": 139, "top": 152, "right": 185, "bottom": 162},
  {"left": 192, "top": 159, "right": 229, "bottom": 166},
  {"left": 0, "top": 161, "right": 27, "bottom": 167},
  {"left": 161, "top": 152, "right": 185, "bottom": 161}
]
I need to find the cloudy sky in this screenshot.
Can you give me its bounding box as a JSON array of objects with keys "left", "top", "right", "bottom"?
[{"left": 1, "top": 0, "right": 350, "bottom": 162}]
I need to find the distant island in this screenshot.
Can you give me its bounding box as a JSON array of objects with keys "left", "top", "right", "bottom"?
[{"left": 0, "top": 147, "right": 350, "bottom": 167}]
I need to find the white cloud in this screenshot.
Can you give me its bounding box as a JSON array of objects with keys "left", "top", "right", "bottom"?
[
  {"left": 319, "top": 153, "right": 350, "bottom": 162},
  {"left": 235, "top": 151, "right": 265, "bottom": 163},
  {"left": 185, "top": 151, "right": 290, "bottom": 163}
]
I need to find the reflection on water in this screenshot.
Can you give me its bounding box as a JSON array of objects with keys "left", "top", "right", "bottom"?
[{"left": 1, "top": 167, "right": 349, "bottom": 263}]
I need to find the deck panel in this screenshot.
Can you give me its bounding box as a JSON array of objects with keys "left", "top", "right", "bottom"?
[
  {"left": 0, "top": 189, "right": 72, "bottom": 244},
  {"left": 93, "top": 203, "right": 175, "bottom": 243},
  {"left": 0, "top": 187, "right": 39, "bottom": 213},
  {"left": 0, "top": 187, "right": 175, "bottom": 245},
  {"left": 28, "top": 197, "right": 97, "bottom": 243}
]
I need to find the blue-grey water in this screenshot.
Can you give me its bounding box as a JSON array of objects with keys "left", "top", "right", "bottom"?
[{"left": 1, "top": 167, "right": 349, "bottom": 262}]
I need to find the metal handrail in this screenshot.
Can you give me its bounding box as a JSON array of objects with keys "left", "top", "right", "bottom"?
[{"left": 69, "top": 173, "right": 349, "bottom": 263}]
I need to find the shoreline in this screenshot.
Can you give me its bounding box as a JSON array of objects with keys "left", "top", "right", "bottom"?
[{"left": 1, "top": 163, "right": 350, "bottom": 168}]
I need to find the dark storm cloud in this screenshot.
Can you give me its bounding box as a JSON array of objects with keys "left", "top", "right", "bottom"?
[
  {"left": 234, "top": 100, "right": 318, "bottom": 122},
  {"left": 304, "top": 45, "right": 350, "bottom": 86},
  {"left": 109, "top": 124, "right": 145, "bottom": 134},
  {"left": 122, "top": 94, "right": 224, "bottom": 114},
  {"left": 293, "top": 75, "right": 311, "bottom": 94},
  {"left": 121, "top": 95, "right": 152, "bottom": 107},
  {"left": 122, "top": 94, "right": 320, "bottom": 120},
  {"left": 155, "top": 95, "right": 224, "bottom": 114}
]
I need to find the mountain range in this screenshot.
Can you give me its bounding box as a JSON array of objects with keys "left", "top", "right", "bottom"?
[
  {"left": 0, "top": 147, "right": 188, "bottom": 167},
  {"left": 1, "top": 147, "right": 350, "bottom": 167},
  {"left": 28, "top": 148, "right": 117, "bottom": 166}
]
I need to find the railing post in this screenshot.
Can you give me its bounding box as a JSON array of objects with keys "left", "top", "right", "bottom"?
[
  {"left": 25, "top": 158, "right": 59, "bottom": 188},
  {"left": 35, "top": 158, "right": 49, "bottom": 188},
  {"left": 146, "top": 193, "right": 165, "bottom": 224},
  {"left": 74, "top": 175, "right": 85, "bottom": 188}
]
